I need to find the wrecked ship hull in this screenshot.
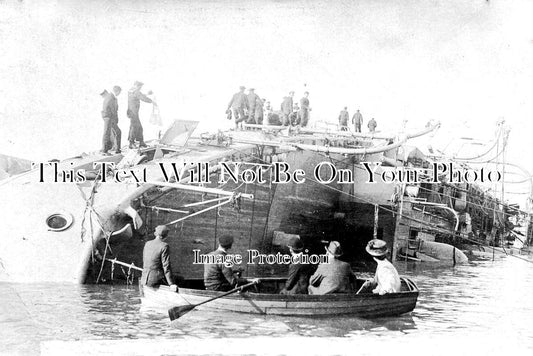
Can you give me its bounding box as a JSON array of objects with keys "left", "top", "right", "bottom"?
[{"left": 0, "top": 139, "right": 351, "bottom": 283}]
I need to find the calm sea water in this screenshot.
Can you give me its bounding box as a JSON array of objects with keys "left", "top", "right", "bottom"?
[{"left": 1, "top": 257, "right": 532, "bottom": 355}]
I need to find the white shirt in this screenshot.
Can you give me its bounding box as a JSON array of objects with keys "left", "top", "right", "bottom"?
[{"left": 372, "top": 258, "right": 401, "bottom": 295}]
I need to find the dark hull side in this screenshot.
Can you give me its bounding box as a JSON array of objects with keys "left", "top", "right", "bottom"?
[{"left": 98, "top": 148, "right": 356, "bottom": 282}]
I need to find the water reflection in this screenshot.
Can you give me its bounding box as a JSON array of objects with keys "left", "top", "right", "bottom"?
[{"left": 1, "top": 258, "right": 533, "bottom": 355}]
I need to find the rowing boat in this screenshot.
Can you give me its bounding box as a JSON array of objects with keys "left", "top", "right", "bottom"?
[{"left": 141, "top": 277, "right": 419, "bottom": 318}]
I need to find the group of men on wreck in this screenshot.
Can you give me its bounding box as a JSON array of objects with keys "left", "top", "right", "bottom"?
[
  {"left": 140, "top": 225, "right": 401, "bottom": 296},
  {"left": 100, "top": 83, "right": 381, "bottom": 155},
  {"left": 227, "top": 85, "right": 379, "bottom": 133},
  {"left": 227, "top": 86, "right": 311, "bottom": 129},
  {"left": 100, "top": 81, "right": 154, "bottom": 155}
]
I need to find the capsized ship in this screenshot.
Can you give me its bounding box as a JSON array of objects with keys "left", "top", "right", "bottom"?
[
  {"left": 389, "top": 124, "right": 533, "bottom": 263},
  {"left": 0, "top": 120, "right": 440, "bottom": 284}
]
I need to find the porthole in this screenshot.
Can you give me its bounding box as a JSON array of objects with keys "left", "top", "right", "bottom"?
[{"left": 46, "top": 212, "right": 74, "bottom": 231}]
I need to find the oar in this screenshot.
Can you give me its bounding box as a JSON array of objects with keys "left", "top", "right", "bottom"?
[
  {"left": 356, "top": 280, "right": 370, "bottom": 294},
  {"left": 168, "top": 280, "right": 259, "bottom": 321}
]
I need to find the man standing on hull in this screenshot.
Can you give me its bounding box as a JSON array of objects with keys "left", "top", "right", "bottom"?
[
  {"left": 368, "top": 117, "right": 377, "bottom": 133},
  {"left": 103, "top": 86, "right": 122, "bottom": 154},
  {"left": 280, "top": 91, "right": 294, "bottom": 126},
  {"left": 338, "top": 107, "right": 349, "bottom": 131},
  {"left": 352, "top": 109, "right": 363, "bottom": 133},
  {"left": 246, "top": 88, "right": 259, "bottom": 124},
  {"left": 227, "top": 86, "right": 248, "bottom": 129},
  {"left": 299, "top": 91, "right": 310, "bottom": 127},
  {"left": 127, "top": 81, "right": 152, "bottom": 149},
  {"left": 99, "top": 89, "right": 111, "bottom": 155}
]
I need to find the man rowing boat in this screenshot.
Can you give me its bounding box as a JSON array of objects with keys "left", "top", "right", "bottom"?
[{"left": 203, "top": 235, "right": 258, "bottom": 291}]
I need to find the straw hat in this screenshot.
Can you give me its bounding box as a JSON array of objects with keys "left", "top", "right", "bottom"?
[{"left": 365, "top": 239, "right": 388, "bottom": 257}]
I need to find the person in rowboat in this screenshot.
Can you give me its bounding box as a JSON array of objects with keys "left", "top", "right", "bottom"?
[
  {"left": 280, "top": 237, "right": 314, "bottom": 295},
  {"left": 140, "top": 225, "right": 178, "bottom": 292},
  {"left": 308, "top": 241, "right": 357, "bottom": 295},
  {"left": 361, "top": 239, "right": 401, "bottom": 295},
  {"left": 204, "top": 235, "right": 256, "bottom": 291}
]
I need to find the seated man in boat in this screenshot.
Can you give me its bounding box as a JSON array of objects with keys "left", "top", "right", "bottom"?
[
  {"left": 308, "top": 241, "right": 357, "bottom": 295},
  {"left": 280, "top": 237, "right": 314, "bottom": 295},
  {"left": 361, "top": 239, "right": 401, "bottom": 295},
  {"left": 204, "top": 235, "right": 249, "bottom": 291},
  {"left": 140, "top": 225, "right": 178, "bottom": 292}
]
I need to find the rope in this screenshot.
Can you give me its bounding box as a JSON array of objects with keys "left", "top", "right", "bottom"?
[
  {"left": 246, "top": 181, "right": 258, "bottom": 276},
  {"left": 92, "top": 207, "right": 114, "bottom": 284},
  {"left": 110, "top": 260, "right": 115, "bottom": 281}
]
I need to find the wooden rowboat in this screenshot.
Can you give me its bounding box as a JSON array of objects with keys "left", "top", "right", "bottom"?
[{"left": 141, "top": 277, "right": 419, "bottom": 318}]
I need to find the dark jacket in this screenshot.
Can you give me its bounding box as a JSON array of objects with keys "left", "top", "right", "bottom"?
[
  {"left": 281, "top": 96, "right": 293, "bottom": 115},
  {"left": 102, "top": 93, "right": 119, "bottom": 122},
  {"left": 254, "top": 98, "right": 264, "bottom": 123},
  {"left": 247, "top": 92, "right": 259, "bottom": 112},
  {"left": 352, "top": 111, "right": 363, "bottom": 125},
  {"left": 338, "top": 110, "right": 349, "bottom": 126},
  {"left": 308, "top": 258, "right": 356, "bottom": 295},
  {"left": 127, "top": 88, "right": 152, "bottom": 117},
  {"left": 283, "top": 261, "right": 314, "bottom": 294},
  {"left": 140, "top": 238, "right": 173, "bottom": 287},
  {"left": 227, "top": 92, "right": 248, "bottom": 110},
  {"left": 300, "top": 97, "right": 310, "bottom": 110},
  {"left": 203, "top": 249, "right": 237, "bottom": 291}
]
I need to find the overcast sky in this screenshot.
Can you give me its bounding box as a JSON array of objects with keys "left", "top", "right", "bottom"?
[{"left": 1, "top": 0, "right": 532, "bottom": 206}]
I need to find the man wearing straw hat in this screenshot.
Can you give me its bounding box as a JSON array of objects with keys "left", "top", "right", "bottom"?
[
  {"left": 361, "top": 239, "right": 401, "bottom": 295},
  {"left": 308, "top": 241, "right": 357, "bottom": 295},
  {"left": 280, "top": 237, "right": 314, "bottom": 295}
]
